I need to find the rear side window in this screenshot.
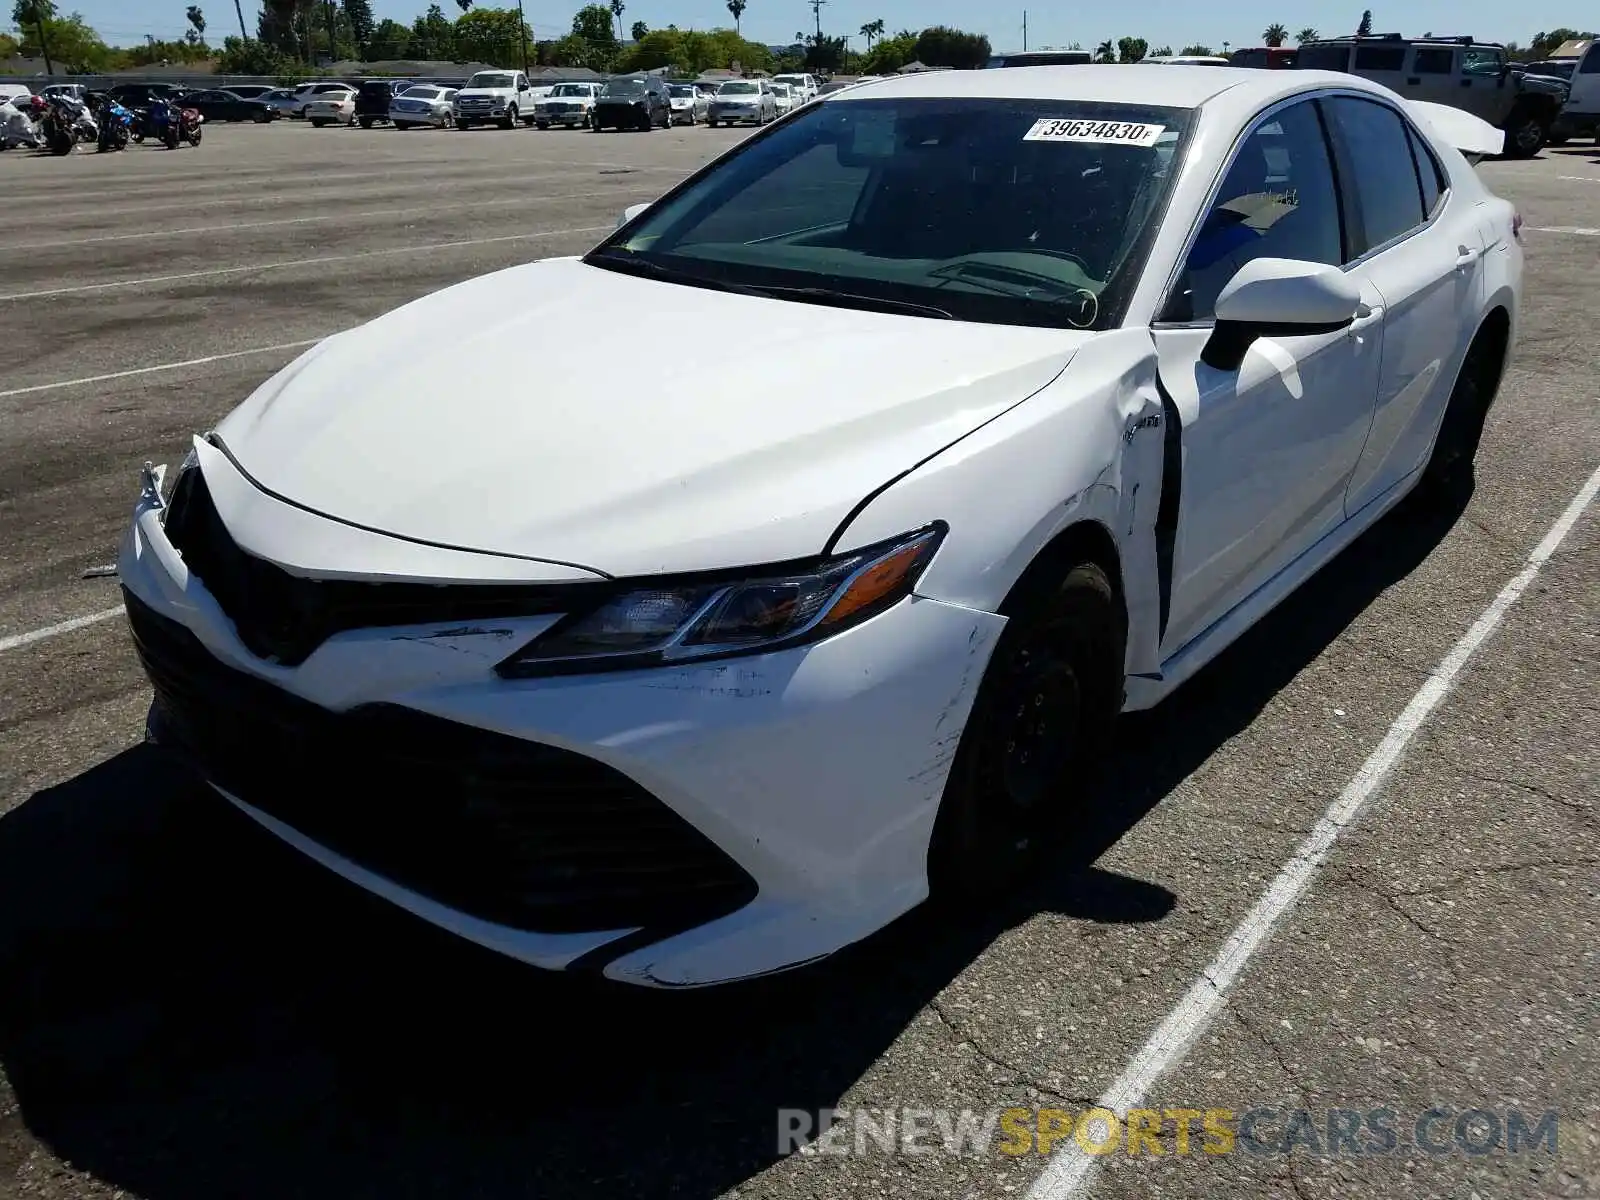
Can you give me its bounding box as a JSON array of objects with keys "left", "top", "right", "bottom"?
[
  {"left": 1353, "top": 45, "right": 1406, "bottom": 71},
  {"left": 1322, "top": 96, "right": 1425, "bottom": 253},
  {"left": 1412, "top": 47, "right": 1455, "bottom": 73},
  {"left": 1406, "top": 125, "right": 1447, "bottom": 218},
  {"left": 1296, "top": 44, "right": 1350, "bottom": 71},
  {"left": 1582, "top": 47, "right": 1600, "bottom": 73}
]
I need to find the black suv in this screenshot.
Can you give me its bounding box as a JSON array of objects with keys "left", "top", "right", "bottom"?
[
  {"left": 355, "top": 79, "right": 411, "bottom": 128},
  {"left": 592, "top": 75, "right": 673, "bottom": 131}
]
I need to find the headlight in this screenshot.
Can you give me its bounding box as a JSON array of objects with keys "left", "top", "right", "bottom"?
[{"left": 495, "top": 525, "right": 944, "bottom": 677}]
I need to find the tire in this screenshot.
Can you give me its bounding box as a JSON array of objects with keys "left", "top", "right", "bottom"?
[
  {"left": 927, "top": 561, "right": 1124, "bottom": 899},
  {"left": 254, "top": 110, "right": 270, "bottom": 123},
  {"left": 707, "top": 119, "right": 717, "bottom": 128},
  {"left": 359, "top": 116, "right": 373, "bottom": 129},
  {"left": 535, "top": 121, "right": 549, "bottom": 130},
  {"left": 500, "top": 105, "right": 517, "bottom": 130},
  {"left": 457, "top": 119, "right": 472, "bottom": 130},
  {"left": 310, "top": 119, "right": 327, "bottom": 128},
  {"left": 1419, "top": 320, "right": 1507, "bottom": 499},
  {"left": 1501, "top": 109, "right": 1548, "bottom": 158}
]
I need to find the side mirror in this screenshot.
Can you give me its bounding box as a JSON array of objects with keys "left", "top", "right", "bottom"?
[
  {"left": 1202, "top": 257, "right": 1362, "bottom": 371},
  {"left": 618, "top": 201, "right": 650, "bottom": 228}
]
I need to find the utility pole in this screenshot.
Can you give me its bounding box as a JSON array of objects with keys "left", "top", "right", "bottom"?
[
  {"left": 810, "top": 0, "right": 826, "bottom": 42},
  {"left": 233, "top": 0, "right": 249, "bottom": 42},
  {"left": 516, "top": 0, "right": 530, "bottom": 72},
  {"left": 1022, "top": 11, "right": 1027, "bottom": 51},
  {"left": 24, "top": 0, "right": 54, "bottom": 74}
]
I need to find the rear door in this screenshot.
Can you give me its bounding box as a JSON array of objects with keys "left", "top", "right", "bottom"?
[{"left": 1323, "top": 94, "right": 1487, "bottom": 514}]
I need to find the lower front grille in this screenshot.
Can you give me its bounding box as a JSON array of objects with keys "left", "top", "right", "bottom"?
[{"left": 124, "top": 588, "right": 759, "bottom": 934}]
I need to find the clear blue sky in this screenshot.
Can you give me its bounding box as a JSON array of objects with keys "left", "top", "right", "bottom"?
[{"left": 48, "top": 0, "right": 1590, "bottom": 54}]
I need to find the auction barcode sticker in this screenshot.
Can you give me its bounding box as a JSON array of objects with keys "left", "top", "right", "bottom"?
[{"left": 1022, "top": 118, "right": 1167, "bottom": 147}]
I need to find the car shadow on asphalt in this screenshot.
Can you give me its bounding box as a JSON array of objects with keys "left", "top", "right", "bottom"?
[{"left": 0, "top": 483, "right": 1470, "bottom": 1199}]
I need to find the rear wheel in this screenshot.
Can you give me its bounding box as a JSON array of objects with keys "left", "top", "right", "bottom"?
[
  {"left": 1419, "top": 319, "right": 1507, "bottom": 499},
  {"left": 310, "top": 118, "right": 328, "bottom": 128},
  {"left": 928, "top": 561, "right": 1123, "bottom": 898},
  {"left": 457, "top": 119, "right": 472, "bottom": 130},
  {"left": 358, "top": 116, "right": 374, "bottom": 129}
]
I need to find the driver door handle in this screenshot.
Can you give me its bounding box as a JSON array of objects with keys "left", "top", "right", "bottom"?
[{"left": 1456, "top": 244, "right": 1483, "bottom": 267}]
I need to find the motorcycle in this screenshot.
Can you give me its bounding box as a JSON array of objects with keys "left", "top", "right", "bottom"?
[
  {"left": 41, "top": 94, "right": 94, "bottom": 155},
  {"left": 0, "top": 97, "right": 42, "bottom": 150},
  {"left": 178, "top": 103, "right": 203, "bottom": 146},
  {"left": 96, "top": 98, "right": 133, "bottom": 152},
  {"left": 142, "top": 98, "right": 182, "bottom": 149}
]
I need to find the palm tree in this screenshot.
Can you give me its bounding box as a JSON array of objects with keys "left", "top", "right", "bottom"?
[
  {"left": 610, "top": 0, "right": 624, "bottom": 41},
  {"left": 1094, "top": 38, "right": 1114, "bottom": 62},
  {"left": 1297, "top": 26, "right": 1319, "bottom": 43},
  {"left": 859, "top": 17, "right": 884, "bottom": 50},
  {"left": 726, "top": 0, "right": 745, "bottom": 35},
  {"left": 1262, "top": 23, "right": 1288, "bottom": 46}
]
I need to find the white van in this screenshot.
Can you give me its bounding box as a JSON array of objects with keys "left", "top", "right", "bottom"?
[{"left": 1561, "top": 40, "right": 1600, "bottom": 141}]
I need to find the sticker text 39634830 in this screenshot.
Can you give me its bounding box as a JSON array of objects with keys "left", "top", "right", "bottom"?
[{"left": 1022, "top": 118, "right": 1167, "bottom": 147}]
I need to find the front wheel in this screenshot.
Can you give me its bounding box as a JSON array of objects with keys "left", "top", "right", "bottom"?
[
  {"left": 927, "top": 561, "right": 1124, "bottom": 899},
  {"left": 359, "top": 116, "right": 374, "bottom": 129},
  {"left": 1502, "top": 110, "right": 1549, "bottom": 158},
  {"left": 456, "top": 119, "right": 472, "bottom": 130},
  {"left": 310, "top": 119, "right": 328, "bottom": 128},
  {"left": 500, "top": 106, "right": 517, "bottom": 130}
]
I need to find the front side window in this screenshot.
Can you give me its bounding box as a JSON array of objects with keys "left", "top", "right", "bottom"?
[
  {"left": 1165, "top": 99, "right": 1342, "bottom": 323},
  {"left": 585, "top": 97, "right": 1192, "bottom": 330},
  {"left": 1412, "top": 47, "right": 1454, "bottom": 74},
  {"left": 1353, "top": 45, "right": 1406, "bottom": 71},
  {"left": 1462, "top": 47, "right": 1505, "bottom": 76},
  {"left": 1322, "top": 96, "right": 1426, "bottom": 253}
]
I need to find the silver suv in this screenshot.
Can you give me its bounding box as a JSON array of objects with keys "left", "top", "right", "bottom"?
[{"left": 1295, "top": 34, "right": 1569, "bottom": 156}]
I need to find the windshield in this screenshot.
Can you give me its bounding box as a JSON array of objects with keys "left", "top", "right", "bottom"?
[
  {"left": 670, "top": 85, "right": 695, "bottom": 97},
  {"left": 775, "top": 76, "right": 804, "bottom": 85},
  {"left": 720, "top": 81, "right": 760, "bottom": 94},
  {"left": 468, "top": 73, "right": 516, "bottom": 89},
  {"left": 405, "top": 87, "right": 441, "bottom": 99},
  {"left": 602, "top": 78, "right": 648, "bottom": 96},
  {"left": 551, "top": 84, "right": 589, "bottom": 96},
  {"left": 585, "top": 97, "right": 1189, "bottom": 330}
]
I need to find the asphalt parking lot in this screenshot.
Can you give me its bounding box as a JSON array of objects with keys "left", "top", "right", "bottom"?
[{"left": 0, "top": 120, "right": 1595, "bottom": 1200}]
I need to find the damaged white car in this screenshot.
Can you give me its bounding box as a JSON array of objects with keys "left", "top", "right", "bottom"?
[{"left": 119, "top": 67, "right": 1521, "bottom": 988}]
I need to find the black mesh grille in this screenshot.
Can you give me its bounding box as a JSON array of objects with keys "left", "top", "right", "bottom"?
[
  {"left": 161, "top": 463, "right": 600, "bottom": 667},
  {"left": 124, "top": 588, "right": 759, "bottom": 934}
]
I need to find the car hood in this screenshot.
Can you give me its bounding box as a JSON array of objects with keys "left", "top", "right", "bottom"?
[
  {"left": 213, "top": 257, "right": 1088, "bottom": 579},
  {"left": 457, "top": 87, "right": 514, "bottom": 98}
]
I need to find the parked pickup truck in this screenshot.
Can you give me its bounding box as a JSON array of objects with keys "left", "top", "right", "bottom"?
[{"left": 452, "top": 70, "right": 539, "bottom": 130}]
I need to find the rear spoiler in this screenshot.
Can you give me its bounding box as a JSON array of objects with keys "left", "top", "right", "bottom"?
[{"left": 1401, "top": 99, "right": 1504, "bottom": 163}]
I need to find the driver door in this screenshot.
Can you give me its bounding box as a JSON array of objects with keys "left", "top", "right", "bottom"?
[{"left": 1151, "top": 98, "right": 1383, "bottom": 656}]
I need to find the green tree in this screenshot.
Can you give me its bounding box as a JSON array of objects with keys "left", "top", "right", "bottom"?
[
  {"left": 1179, "top": 42, "right": 1211, "bottom": 54},
  {"left": 1356, "top": 9, "right": 1372, "bottom": 36},
  {"left": 217, "top": 32, "right": 298, "bottom": 71},
  {"left": 726, "top": 0, "right": 745, "bottom": 35},
  {"left": 409, "top": 1, "right": 455, "bottom": 57},
  {"left": 858, "top": 27, "right": 913, "bottom": 72},
  {"left": 859, "top": 16, "right": 883, "bottom": 49},
  {"left": 341, "top": 0, "right": 374, "bottom": 56},
  {"left": 570, "top": 3, "right": 615, "bottom": 47},
  {"left": 1116, "top": 35, "right": 1147, "bottom": 62},
  {"left": 0, "top": 31, "right": 20, "bottom": 56},
  {"left": 1296, "top": 27, "right": 1318, "bottom": 43},
  {"left": 1523, "top": 28, "right": 1599, "bottom": 59},
  {"left": 17, "top": 4, "right": 114, "bottom": 71},
  {"left": 610, "top": 0, "right": 624, "bottom": 41},
  {"left": 1150, "top": 44, "right": 1172, "bottom": 56},
  {"left": 12, "top": 0, "right": 56, "bottom": 71},
  {"left": 1262, "top": 23, "right": 1287, "bottom": 46},
  {"left": 913, "top": 25, "right": 989, "bottom": 69},
  {"left": 185, "top": 5, "right": 206, "bottom": 46},
  {"left": 368, "top": 16, "right": 408, "bottom": 56},
  {"left": 454, "top": 7, "right": 530, "bottom": 65},
  {"left": 629, "top": 18, "right": 646, "bottom": 40},
  {"left": 1094, "top": 38, "right": 1114, "bottom": 62}
]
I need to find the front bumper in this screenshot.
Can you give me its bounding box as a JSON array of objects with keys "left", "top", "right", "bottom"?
[
  {"left": 593, "top": 103, "right": 649, "bottom": 125},
  {"left": 710, "top": 106, "right": 760, "bottom": 123},
  {"left": 537, "top": 108, "right": 591, "bottom": 126},
  {"left": 117, "top": 455, "right": 1004, "bottom": 987}
]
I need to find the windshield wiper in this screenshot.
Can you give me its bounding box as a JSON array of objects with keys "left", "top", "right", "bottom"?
[
  {"left": 587, "top": 254, "right": 953, "bottom": 319},
  {"left": 737, "top": 283, "right": 953, "bottom": 320}
]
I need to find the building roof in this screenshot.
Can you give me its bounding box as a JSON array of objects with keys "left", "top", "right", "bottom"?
[{"left": 1551, "top": 39, "right": 1594, "bottom": 58}]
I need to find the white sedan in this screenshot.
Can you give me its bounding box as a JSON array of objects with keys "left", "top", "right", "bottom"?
[
  {"left": 303, "top": 89, "right": 357, "bottom": 127},
  {"left": 119, "top": 67, "right": 1519, "bottom": 989},
  {"left": 389, "top": 85, "right": 457, "bottom": 129},
  {"left": 770, "top": 82, "right": 797, "bottom": 116}
]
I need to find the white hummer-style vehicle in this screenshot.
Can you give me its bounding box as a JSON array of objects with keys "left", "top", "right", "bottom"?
[{"left": 452, "top": 70, "right": 540, "bottom": 130}]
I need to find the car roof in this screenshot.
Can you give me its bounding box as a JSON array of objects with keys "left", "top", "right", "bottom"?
[{"left": 827, "top": 63, "right": 1292, "bottom": 108}]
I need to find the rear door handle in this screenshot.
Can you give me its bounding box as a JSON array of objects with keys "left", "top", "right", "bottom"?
[{"left": 1456, "top": 244, "right": 1482, "bottom": 266}]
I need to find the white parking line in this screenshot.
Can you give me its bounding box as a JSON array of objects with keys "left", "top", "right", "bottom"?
[
  {"left": 3, "top": 189, "right": 649, "bottom": 251},
  {"left": 1532, "top": 225, "right": 1600, "bottom": 236},
  {"left": 1557, "top": 175, "right": 1600, "bottom": 183},
  {"left": 0, "top": 224, "right": 613, "bottom": 301},
  {"left": 0, "top": 606, "right": 124, "bottom": 654},
  {"left": 0, "top": 338, "right": 327, "bottom": 400},
  {"left": 1025, "top": 459, "right": 1600, "bottom": 1200}
]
